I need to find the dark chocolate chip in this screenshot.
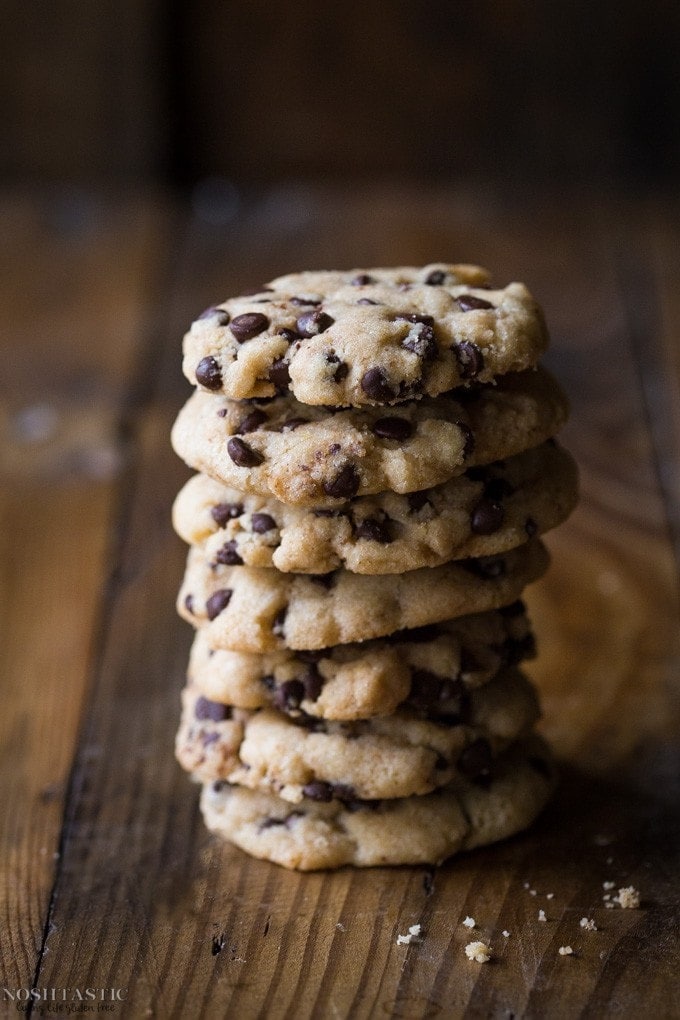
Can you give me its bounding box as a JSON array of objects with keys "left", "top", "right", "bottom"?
[
  {"left": 372, "top": 416, "right": 413, "bottom": 440},
  {"left": 206, "top": 588, "right": 233, "bottom": 620},
  {"left": 194, "top": 696, "right": 230, "bottom": 722},
  {"left": 456, "top": 422, "right": 475, "bottom": 458},
  {"left": 498, "top": 599, "right": 526, "bottom": 618},
  {"left": 272, "top": 606, "right": 287, "bottom": 636},
  {"left": 425, "top": 269, "right": 446, "bottom": 285},
  {"left": 184, "top": 594, "right": 195, "bottom": 614},
  {"left": 230, "top": 312, "right": 270, "bottom": 342},
  {"left": 197, "top": 306, "right": 231, "bottom": 325},
  {"left": 216, "top": 408, "right": 228, "bottom": 418},
  {"left": 303, "top": 781, "right": 334, "bottom": 802},
  {"left": 235, "top": 409, "right": 268, "bottom": 434},
  {"left": 300, "top": 664, "right": 323, "bottom": 701},
  {"left": 457, "top": 738, "right": 493, "bottom": 782},
  {"left": 296, "top": 310, "right": 334, "bottom": 337},
  {"left": 251, "top": 512, "right": 276, "bottom": 533},
  {"left": 296, "top": 649, "right": 325, "bottom": 663},
  {"left": 350, "top": 273, "right": 374, "bottom": 286},
  {"left": 211, "top": 502, "right": 243, "bottom": 527},
  {"left": 454, "top": 341, "right": 484, "bottom": 379},
  {"left": 195, "top": 356, "right": 223, "bottom": 390},
  {"left": 332, "top": 783, "right": 357, "bottom": 803},
  {"left": 309, "top": 572, "right": 337, "bottom": 589},
  {"left": 470, "top": 498, "right": 505, "bottom": 535},
  {"left": 402, "top": 321, "right": 437, "bottom": 360},
  {"left": 261, "top": 674, "right": 276, "bottom": 691},
  {"left": 361, "top": 367, "right": 396, "bottom": 401},
  {"left": 280, "top": 417, "right": 310, "bottom": 431},
  {"left": 277, "top": 327, "right": 300, "bottom": 343},
  {"left": 461, "top": 555, "right": 506, "bottom": 579},
  {"left": 408, "top": 491, "right": 432, "bottom": 512},
  {"left": 394, "top": 313, "right": 435, "bottom": 325},
  {"left": 326, "top": 353, "right": 349, "bottom": 383},
  {"left": 215, "top": 540, "right": 243, "bottom": 566},
  {"left": 273, "top": 679, "right": 305, "bottom": 712},
  {"left": 290, "top": 295, "right": 322, "bottom": 306},
  {"left": 323, "top": 463, "right": 360, "bottom": 499},
  {"left": 357, "top": 297, "right": 380, "bottom": 306},
  {"left": 227, "top": 437, "right": 263, "bottom": 467},
  {"left": 355, "top": 517, "right": 393, "bottom": 543},
  {"left": 268, "top": 357, "right": 290, "bottom": 391},
  {"left": 525, "top": 517, "right": 538, "bottom": 537},
  {"left": 457, "top": 295, "right": 494, "bottom": 312}
]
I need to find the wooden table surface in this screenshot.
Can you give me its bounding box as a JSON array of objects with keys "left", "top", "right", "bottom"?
[{"left": 2, "top": 184, "right": 679, "bottom": 1019}]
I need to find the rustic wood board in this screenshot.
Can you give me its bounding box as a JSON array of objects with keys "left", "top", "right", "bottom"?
[{"left": 1, "top": 187, "right": 679, "bottom": 1019}]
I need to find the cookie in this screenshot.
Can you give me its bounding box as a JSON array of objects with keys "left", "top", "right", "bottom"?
[
  {"left": 187, "top": 604, "right": 535, "bottom": 720},
  {"left": 198, "top": 734, "right": 556, "bottom": 869},
  {"left": 176, "top": 667, "right": 539, "bottom": 801},
  {"left": 178, "top": 538, "right": 549, "bottom": 652},
  {"left": 182, "top": 265, "right": 549, "bottom": 406},
  {"left": 171, "top": 367, "right": 569, "bottom": 508},
  {"left": 173, "top": 442, "right": 578, "bottom": 574}
]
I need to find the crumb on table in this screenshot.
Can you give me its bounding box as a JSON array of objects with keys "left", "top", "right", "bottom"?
[{"left": 465, "top": 941, "right": 492, "bottom": 963}]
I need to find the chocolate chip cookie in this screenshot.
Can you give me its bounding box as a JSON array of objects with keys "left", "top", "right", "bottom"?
[{"left": 183, "top": 265, "right": 548, "bottom": 406}]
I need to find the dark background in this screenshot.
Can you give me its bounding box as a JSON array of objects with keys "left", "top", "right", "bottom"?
[{"left": 2, "top": 0, "right": 679, "bottom": 192}]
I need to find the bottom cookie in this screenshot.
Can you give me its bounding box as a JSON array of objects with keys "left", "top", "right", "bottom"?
[{"left": 199, "top": 735, "right": 556, "bottom": 870}]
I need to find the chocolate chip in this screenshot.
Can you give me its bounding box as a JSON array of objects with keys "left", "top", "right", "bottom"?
[
  {"left": 290, "top": 295, "right": 322, "bottom": 306},
  {"left": 351, "top": 273, "right": 374, "bottom": 286},
  {"left": 303, "top": 781, "right": 334, "bottom": 802},
  {"left": 357, "top": 297, "right": 380, "bottom": 306},
  {"left": 456, "top": 422, "right": 475, "bottom": 458},
  {"left": 184, "top": 594, "right": 195, "bottom": 614},
  {"left": 425, "top": 269, "right": 446, "bottom": 285},
  {"left": 251, "top": 513, "right": 276, "bottom": 533},
  {"left": 277, "top": 327, "right": 300, "bottom": 343},
  {"left": 326, "top": 353, "right": 349, "bottom": 383},
  {"left": 394, "top": 313, "right": 435, "bottom": 325},
  {"left": 470, "top": 498, "right": 505, "bottom": 535},
  {"left": 355, "top": 517, "right": 393, "bottom": 543},
  {"left": 215, "top": 540, "right": 243, "bottom": 566},
  {"left": 525, "top": 517, "right": 538, "bottom": 537},
  {"left": 408, "top": 491, "right": 432, "bottom": 512},
  {"left": 459, "top": 647, "right": 481, "bottom": 674},
  {"left": 454, "top": 341, "right": 484, "bottom": 379},
  {"left": 211, "top": 502, "right": 243, "bottom": 527},
  {"left": 230, "top": 312, "right": 270, "bottom": 342},
  {"left": 457, "top": 738, "right": 493, "bottom": 782},
  {"left": 261, "top": 674, "right": 276, "bottom": 691},
  {"left": 333, "top": 783, "right": 357, "bottom": 803},
  {"left": 409, "top": 672, "right": 468, "bottom": 720},
  {"left": 235, "top": 409, "right": 268, "bottom": 434},
  {"left": 309, "top": 572, "right": 337, "bottom": 589},
  {"left": 195, "top": 356, "right": 222, "bottom": 390},
  {"left": 361, "top": 367, "right": 396, "bottom": 402},
  {"left": 206, "top": 588, "right": 232, "bottom": 620},
  {"left": 272, "top": 606, "right": 287, "bottom": 637},
  {"left": 300, "top": 664, "right": 323, "bottom": 701},
  {"left": 402, "top": 322, "right": 437, "bottom": 360},
  {"left": 296, "top": 649, "right": 325, "bottom": 663},
  {"left": 216, "top": 408, "right": 227, "bottom": 418},
  {"left": 372, "top": 416, "right": 413, "bottom": 440},
  {"left": 227, "top": 437, "right": 263, "bottom": 467},
  {"left": 296, "top": 310, "right": 334, "bottom": 337},
  {"left": 194, "top": 696, "right": 230, "bottom": 722},
  {"left": 457, "top": 295, "right": 494, "bottom": 312},
  {"left": 280, "top": 417, "right": 309, "bottom": 431},
  {"left": 462, "top": 555, "right": 506, "bottom": 579},
  {"left": 273, "top": 680, "right": 305, "bottom": 712},
  {"left": 323, "top": 463, "right": 360, "bottom": 499},
  {"left": 268, "top": 358, "right": 290, "bottom": 391},
  {"left": 197, "top": 306, "right": 231, "bottom": 326}
]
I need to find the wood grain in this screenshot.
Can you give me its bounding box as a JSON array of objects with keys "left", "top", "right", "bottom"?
[{"left": 2, "top": 188, "right": 679, "bottom": 1019}]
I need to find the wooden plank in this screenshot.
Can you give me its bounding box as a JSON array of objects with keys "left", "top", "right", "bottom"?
[
  {"left": 0, "top": 195, "right": 170, "bottom": 995},
  {"left": 25, "top": 188, "right": 680, "bottom": 1018}
]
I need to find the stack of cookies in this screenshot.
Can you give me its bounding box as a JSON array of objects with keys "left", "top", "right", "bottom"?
[{"left": 171, "top": 264, "right": 577, "bottom": 870}]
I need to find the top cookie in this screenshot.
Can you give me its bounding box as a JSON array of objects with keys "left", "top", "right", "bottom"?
[{"left": 182, "top": 264, "right": 549, "bottom": 407}]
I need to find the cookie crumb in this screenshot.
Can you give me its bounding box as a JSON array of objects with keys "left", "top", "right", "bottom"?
[
  {"left": 465, "top": 941, "right": 492, "bottom": 963},
  {"left": 462, "top": 916, "right": 476, "bottom": 929},
  {"left": 529, "top": 889, "right": 537, "bottom": 897},
  {"left": 605, "top": 902, "right": 615, "bottom": 909},
  {"left": 580, "top": 917, "right": 597, "bottom": 931},
  {"left": 502, "top": 930, "right": 510, "bottom": 938},
  {"left": 397, "top": 923, "right": 422, "bottom": 945},
  {"left": 615, "top": 886, "right": 640, "bottom": 909},
  {"left": 538, "top": 909, "right": 547, "bottom": 922},
  {"left": 523, "top": 881, "right": 530, "bottom": 889},
  {"left": 558, "top": 946, "right": 574, "bottom": 956},
  {"left": 546, "top": 893, "right": 554, "bottom": 900},
  {"left": 336, "top": 922, "right": 346, "bottom": 932},
  {"left": 603, "top": 881, "right": 615, "bottom": 890}
]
